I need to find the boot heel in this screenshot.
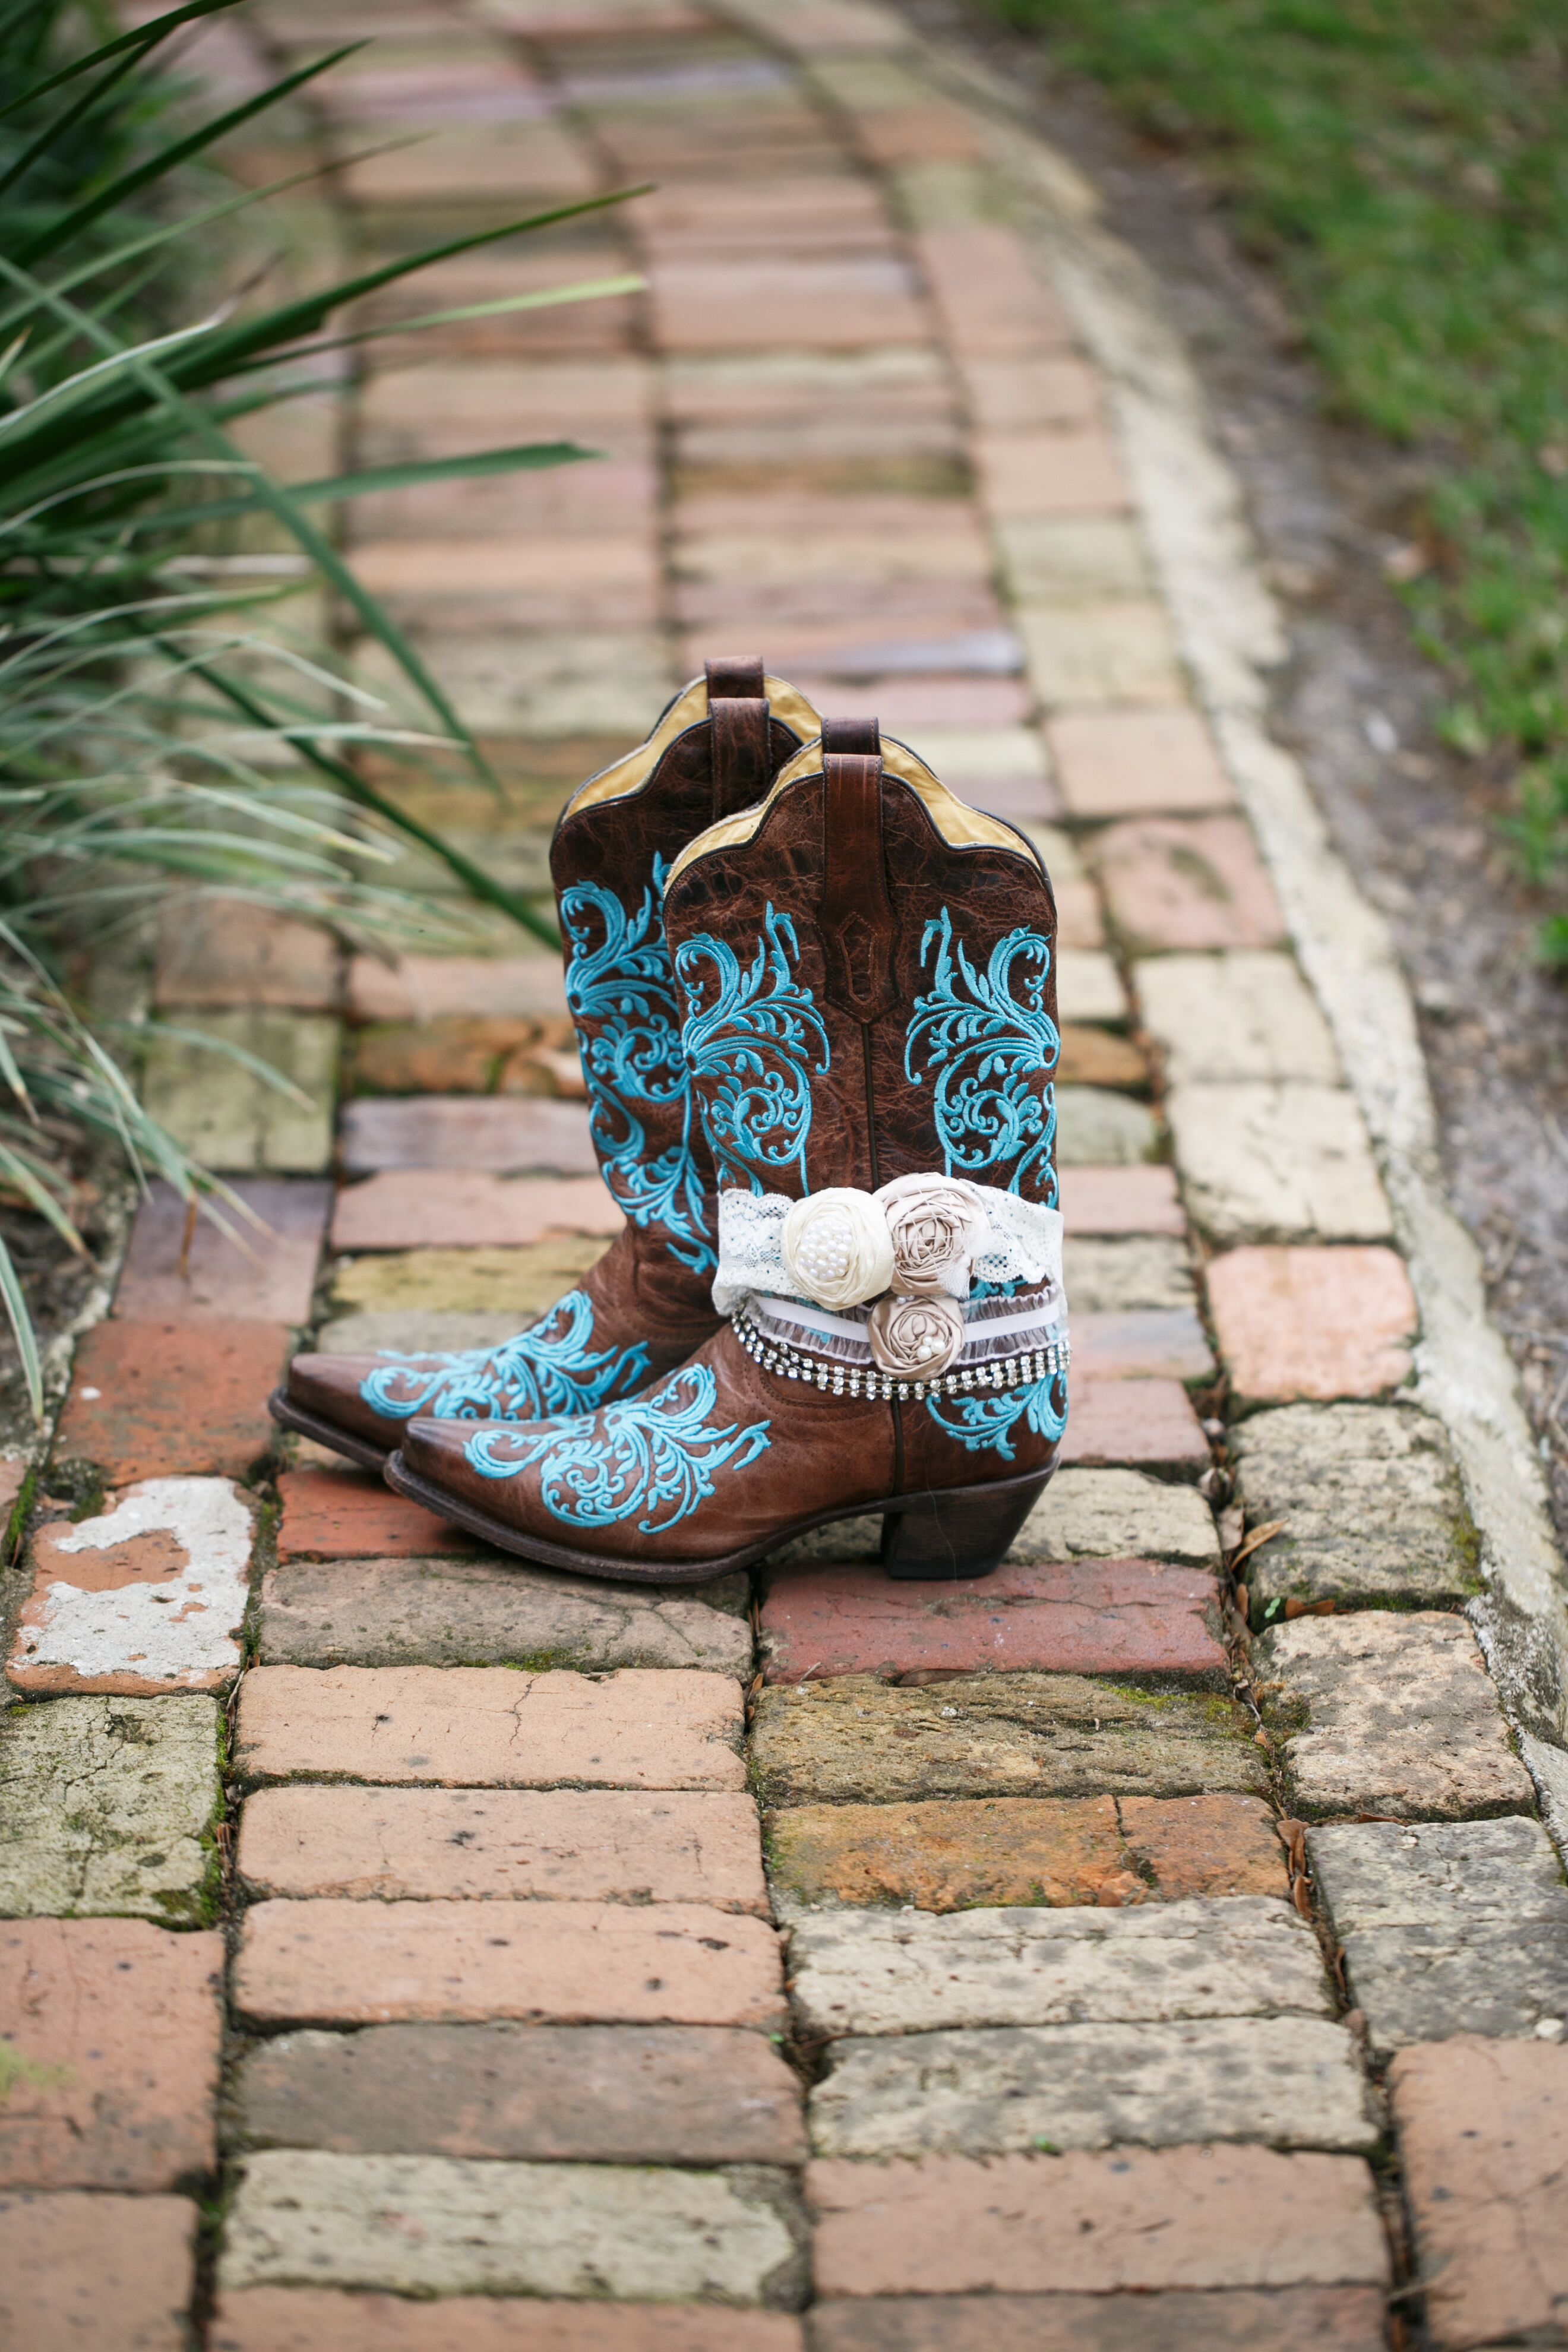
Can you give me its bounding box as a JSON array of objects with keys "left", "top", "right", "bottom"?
[{"left": 880, "top": 1472, "right": 1051, "bottom": 1581}]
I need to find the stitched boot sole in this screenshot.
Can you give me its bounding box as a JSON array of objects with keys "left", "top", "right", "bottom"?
[
  {"left": 382, "top": 1449, "right": 1054, "bottom": 1585},
  {"left": 268, "top": 1385, "right": 391, "bottom": 1473}
]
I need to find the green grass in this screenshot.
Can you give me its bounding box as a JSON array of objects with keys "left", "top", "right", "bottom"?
[{"left": 992, "top": 0, "right": 1568, "bottom": 957}]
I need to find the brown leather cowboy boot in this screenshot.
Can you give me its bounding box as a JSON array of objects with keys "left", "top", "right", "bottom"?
[
  {"left": 383, "top": 720, "right": 1069, "bottom": 1578},
  {"left": 270, "top": 660, "right": 821, "bottom": 1467}
]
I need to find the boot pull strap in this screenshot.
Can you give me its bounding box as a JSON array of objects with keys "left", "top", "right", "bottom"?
[
  {"left": 706, "top": 655, "right": 771, "bottom": 821},
  {"left": 821, "top": 715, "right": 880, "bottom": 755},
  {"left": 820, "top": 747, "right": 899, "bottom": 1022}
]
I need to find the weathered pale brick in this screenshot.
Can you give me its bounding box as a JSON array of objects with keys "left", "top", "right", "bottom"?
[
  {"left": 219, "top": 2151, "right": 805, "bottom": 2303},
  {"left": 259, "top": 1553, "right": 751, "bottom": 1673},
  {"left": 751, "top": 1675, "right": 1265, "bottom": 1809},
  {"left": 813, "top": 2013, "right": 1373, "bottom": 2156},
  {"left": 1171, "top": 1092, "right": 1392, "bottom": 1245},
  {"left": 1135, "top": 953, "right": 1338, "bottom": 1083},
  {"left": 0, "top": 1693, "right": 220, "bottom": 1921},
  {"left": 1257, "top": 1612, "right": 1533, "bottom": 1820},
  {"left": 1307, "top": 1817, "right": 1568, "bottom": 2051}
]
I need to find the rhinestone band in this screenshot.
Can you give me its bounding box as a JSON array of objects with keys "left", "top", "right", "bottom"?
[{"left": 732, "top": 1308, "right": 1070, "bottom": 1402}]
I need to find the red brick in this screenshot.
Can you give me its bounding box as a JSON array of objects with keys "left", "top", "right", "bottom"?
[
  {"left": 155, "top": 901, "right": 340, "bottom": 1011},
  {"left": 0, "top": 1920, "right": 222, "bottom": 2190},
  {"left": 636, "top": 175, "right": 890, "bottom": 253},
  {"left": 115, "top": 1180, "right": 330, "bottom": 1325},
  {"left": 807, "top": 2289, "right": 1388, "bottom": 2351},
  {"left": 1207, "top": 1246, "right": 1417, "bottom": 1403},
  {"left": 760, "top": 1560, "right": 1224, "bottom": 1684},
  {"left": 653, "top": 258, "right": 927, "bottom": 350},
  {"left": 211, "top": 2293, "right": 805, "bottom": 2352},
  {"left": 788, "top": 675, "right": 1030, "bottom": 730},
  {"left": 56, "top": 1319, "right": 287, "bottom": 1481},
  {"left": 1048, "top": 884, "right": 1109, "bottom": 945},
  {"left": 235, "top": 1664, "right": 747, "bottom": 1790},
  {"left": 276, "top": 1469, "right": 476, "bottom": 1561},
  {"left": 1059, "top": 1378, "right": 1210, "bottom": 1474},
  {"left": 962, "top": 357, "right": 1103, "bottom": 434},
  {"left": 331, "top": 1172, "right": 623, "bottom": 1250},
  {"left": 853, "top": 105, "right": 987, "bottom": 166},
  {"left": 346, "top": 954, "right": 567, "bottom": 1024},
  {"left": 976, "top": 431, "right": 1130, "bottom": 518},
  {"left": 1119, "top": 1794, "right": 1287, "bottom": 1899},
  {"left": 1095, "top": 817, "right": 1286, "bottom": 952},
  {"left": 349, "top": 535, "right": 659, "bottom": 631},
  {"left": 339, "top": 1097, "right": 596, "bottom": 1176},
  {"left": 236, "top": 1785, "right": 767, "bottom": 1910},
  {"left": 808, "top": 2148, "right": 1390, "bottom": 2296},
  {"left": 966, "top": 773, "right": 1064, "bottom": 825},
  {"left": 1070, "top": 1310, "right": 1212, "bottom": 1382},
  {"left": 917, "top": 227, "right": 1074, "bottom": 354},
  {"left": 1390, "top": 2037, "right": 1568, "bottom": 2351},
  {"left": 1047, "top": 707, "right": 1235, "bottom": 818},
  {"left": 340, "top": 127, "right": 599, "bottom": 209},
  {"left": 764, "top": 1, "right": 911, "bottom": 50},
  {"left": 232, "top": 1896, "right": 785, "bottom": 2029},
  {"left": 0, "top": 2190, "right": 196, "bottom": 2350},
  {"left": 233, "top": 2021, "right": 805, "bottom": 2166},
  {"left": 1058, "top": 1165, "right": 1186, "bottom": 1237}
]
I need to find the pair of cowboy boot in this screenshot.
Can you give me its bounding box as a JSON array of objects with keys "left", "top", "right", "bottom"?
[
  {"left": 273, "top": 660, "right": 1070, "bottom": 1586},
  {"left": 381, "top": 713, "right": 1071, "bottom": 1586},
  {"left": 271, "top": 659, "right": 821, "bottom": 1469}
]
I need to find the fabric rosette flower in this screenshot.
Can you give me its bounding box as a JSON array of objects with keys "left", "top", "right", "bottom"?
[
  {"left": 780, "top": 1187, "right": 894, "bottom": 1310},
  {"left": 874, "top": 1172, "right": 990, "bottom": 1300},
  {"left": 867, "top": 1292, "right": 966, "bottom": 1381}
]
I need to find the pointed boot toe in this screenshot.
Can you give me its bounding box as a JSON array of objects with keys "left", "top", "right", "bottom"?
[{"left": 271, "top": 1352, "right": 406, "bottom": 1468}]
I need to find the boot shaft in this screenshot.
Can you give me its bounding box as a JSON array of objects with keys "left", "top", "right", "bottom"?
[
  {"left": 662, "top": 720, "right": 1060, "bottom": 1206},
  {"left": 549, "top": 661, "right": 820, "bottom": 1273}
]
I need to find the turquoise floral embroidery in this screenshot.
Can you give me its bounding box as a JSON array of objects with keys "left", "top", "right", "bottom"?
[
  {"left": 359, "top": 1291, "right": 649, "bottom": 1424},
  {"left": 561, "top": 861, "right": 713, "bottom": 1274},
  {"left": 676, "top": 903, "right": 829, "bottom": 1192},
  {"left": 464, "top": 1361, "right": 771, "bottom": 1534},
  {"left": 927, "top": 1376, "right": 1068, "bottom": 1462},
  {"left": 905, "top": 906, "right": 1060, "bottom": 1202}
]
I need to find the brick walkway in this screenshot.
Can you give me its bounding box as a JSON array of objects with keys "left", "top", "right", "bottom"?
[{"left": 3, "top": 1, "right": 1567, "bottom": 2346}]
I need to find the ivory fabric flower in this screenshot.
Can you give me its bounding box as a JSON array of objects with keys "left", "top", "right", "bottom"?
[
  {"left": 780, "top": 1188, "right": 894, "bottom": 1310},
  {"left": 875, "top": 1172, "right": 990, "bottom": 1300},
  {"left": 867, "top": 1292, "right": 966, "bottom": 1380}
]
